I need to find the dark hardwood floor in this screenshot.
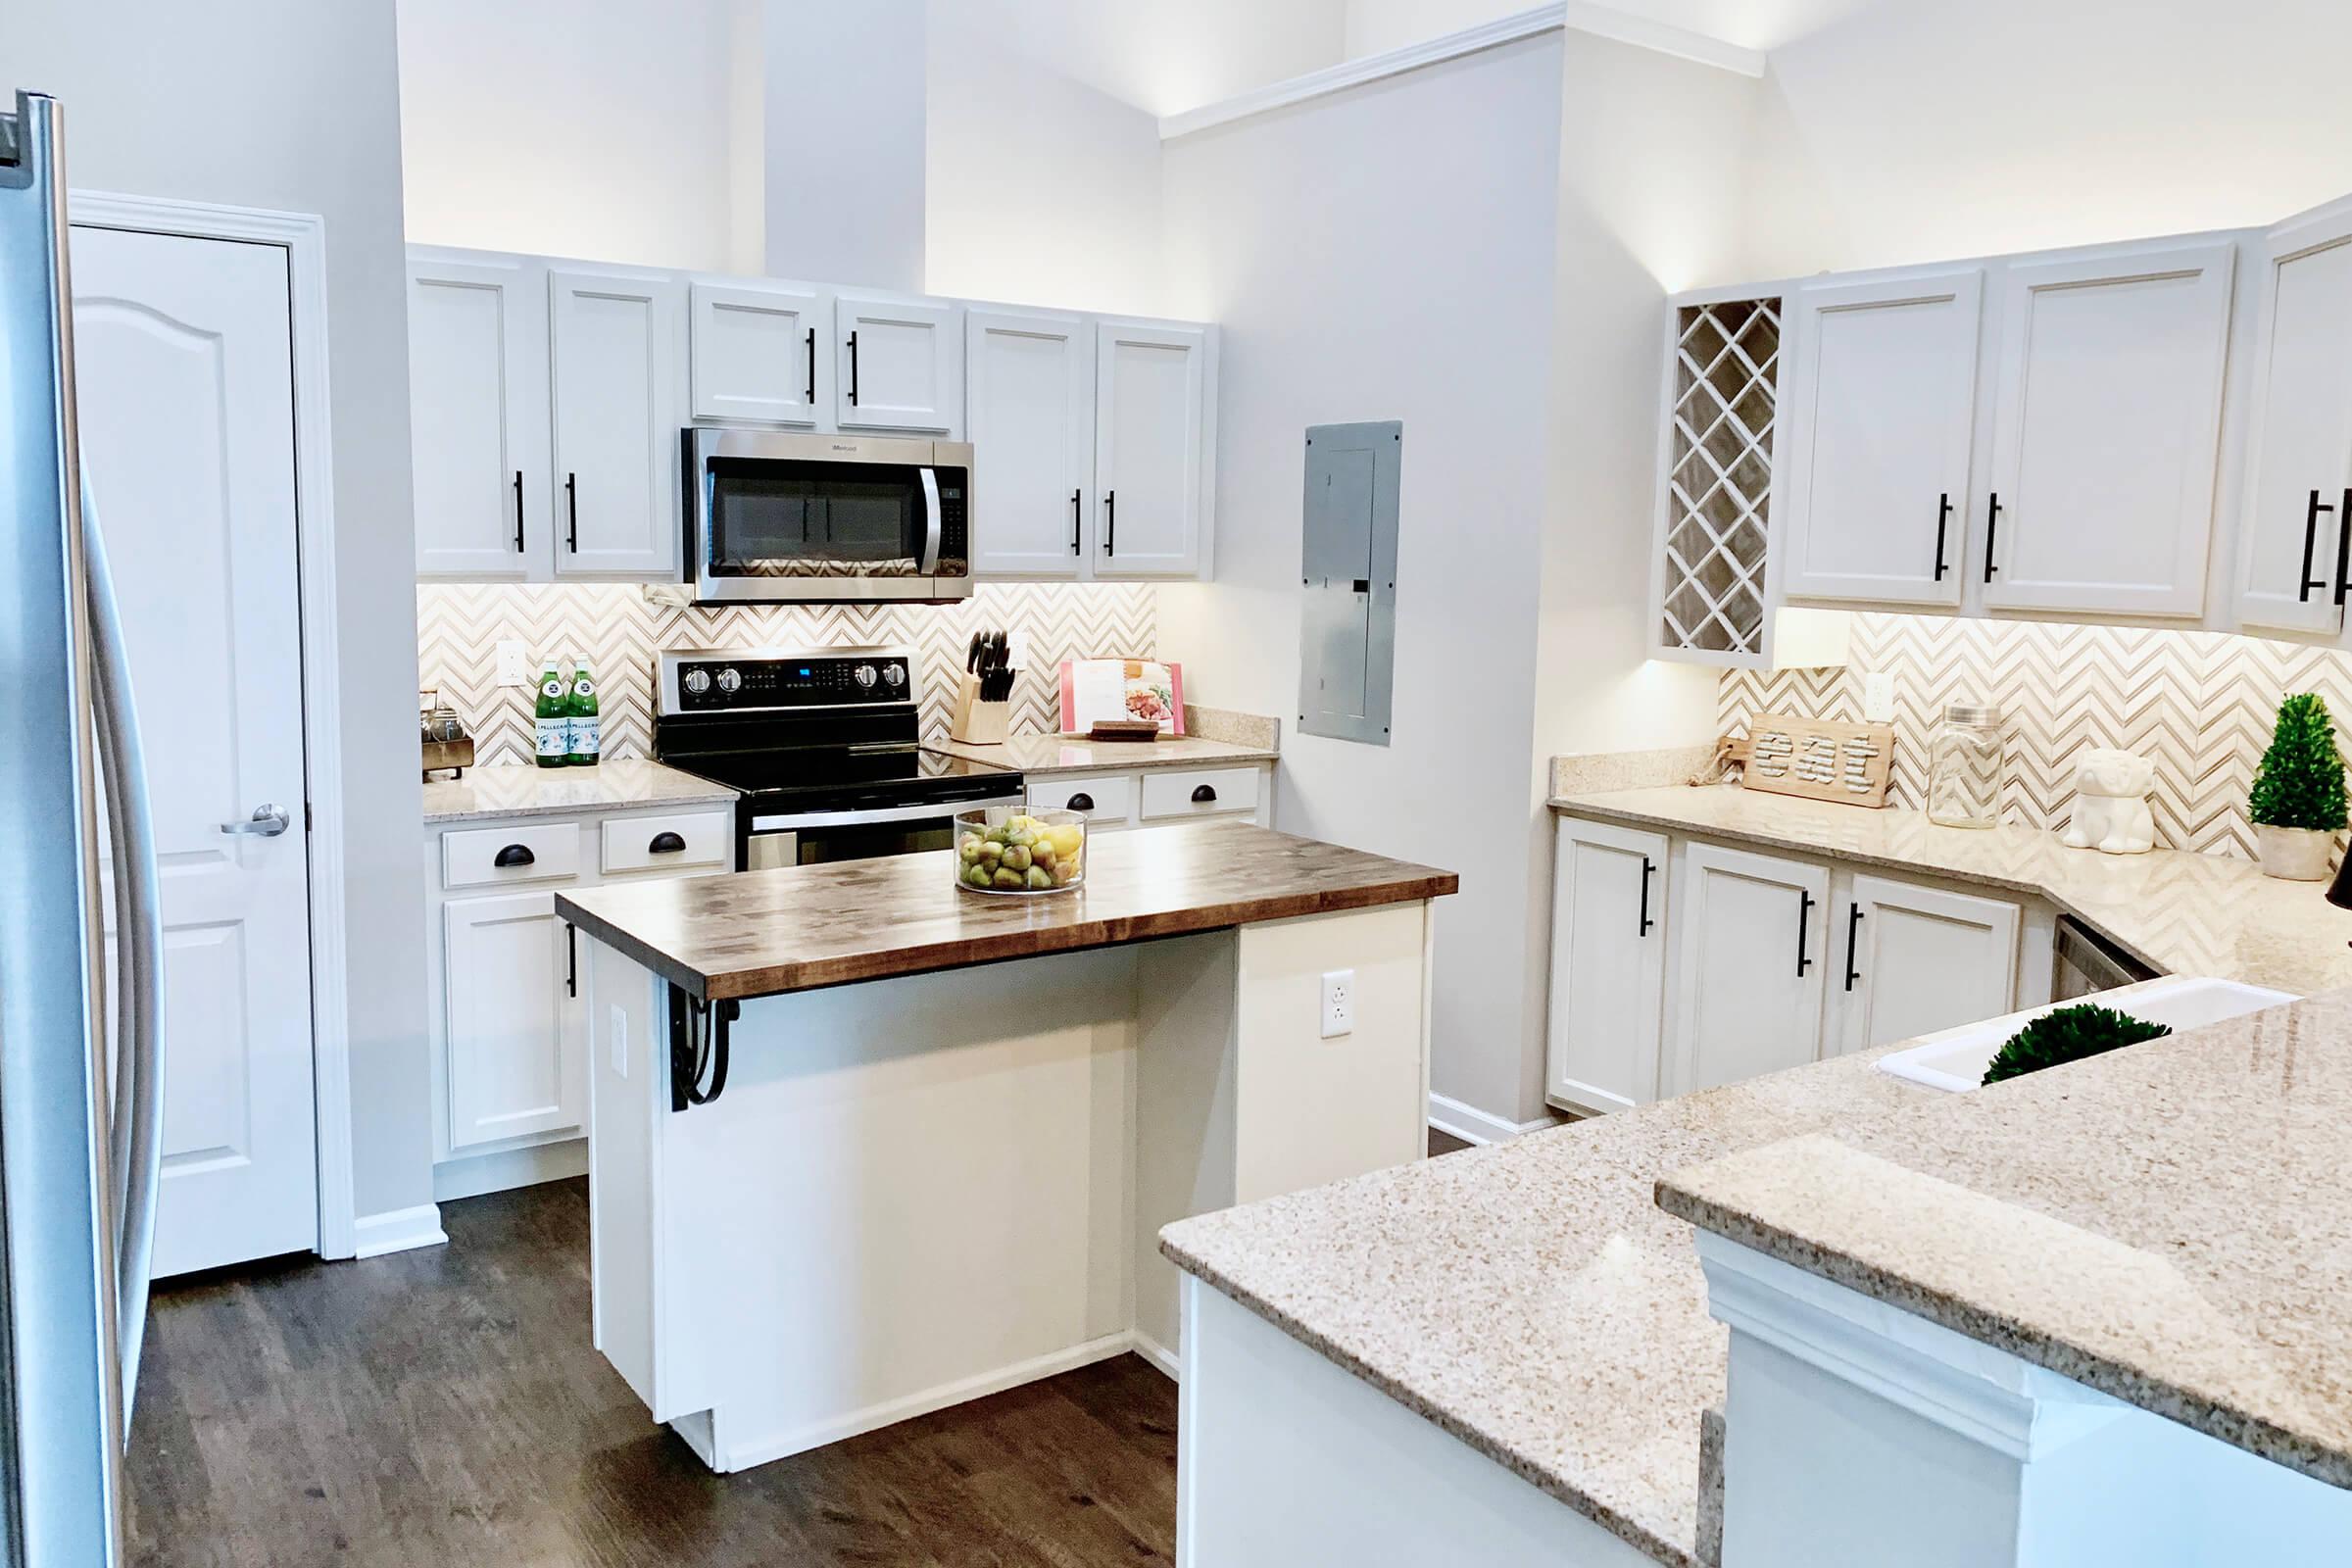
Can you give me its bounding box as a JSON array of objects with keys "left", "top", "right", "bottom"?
[{"left": 124, "top": 1179, "right": 1177, "bottom": 1567}]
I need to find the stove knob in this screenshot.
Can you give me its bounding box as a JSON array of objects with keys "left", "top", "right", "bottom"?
[
  {"left": 854, "top": 663, "right": 878, "bottom": 689},
  {"left": 683, "top": 668, "right": 711, "bottom": 696},
  {"left": 883, "top": 662, "right": 906, "bottom": 688},
  {"left": 715, "top": 667, "right": 743, "bottom": 696}
]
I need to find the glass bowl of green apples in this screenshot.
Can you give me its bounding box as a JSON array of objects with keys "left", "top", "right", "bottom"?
[{"left": 954, "top": 807, "right": 1086, "bottom": 896}]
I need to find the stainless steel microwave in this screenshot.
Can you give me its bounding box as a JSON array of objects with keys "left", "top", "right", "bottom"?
[{"left": 676, "top": 428, "right": 972, "bottom": 603}]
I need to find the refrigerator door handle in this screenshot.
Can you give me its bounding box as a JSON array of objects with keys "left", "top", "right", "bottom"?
[{"left": 81, "top": 478, "right": 163, "bottom": 1443}]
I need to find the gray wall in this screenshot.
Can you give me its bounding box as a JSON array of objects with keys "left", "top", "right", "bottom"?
[
  {"left": 1156, "top": 36, "right": 1565, "bottom": 1128},
  {"left": 12, "top": 0, "right": 433, "bottom": 1221}
]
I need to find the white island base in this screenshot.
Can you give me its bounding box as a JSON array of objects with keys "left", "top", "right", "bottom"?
[{"left": 580, "top": 902, "right": 1432, "bottom": 1473}]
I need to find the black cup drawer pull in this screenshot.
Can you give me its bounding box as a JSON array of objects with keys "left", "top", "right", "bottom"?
[
  {"left": 648, "top": 831, "right": 687, "bottom": 855},
  {"left": 1066, "top": 792, "right": 1095, "bottom": 811},
  {"left": 493, "top": 844, "right": 535, "bottom": 868},
  {"left": 1190, "top": 784, "right": 1218, "bottom": 804}
]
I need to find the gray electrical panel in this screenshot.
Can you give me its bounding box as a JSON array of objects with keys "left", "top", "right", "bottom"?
[{"left": 1298, "top": 421, "right": 1399, "bottom": 745}]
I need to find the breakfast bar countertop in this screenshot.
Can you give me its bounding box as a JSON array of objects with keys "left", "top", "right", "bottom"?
[
  {"left": 1550, "top": 784, "right": 2352, "bottom": 996},
  {"left": 1659, "top": 986, "right": 2352, "bottom": 1494},
  {"left": 556, "top": 819, "right": 1456, "bottom": 1001}
]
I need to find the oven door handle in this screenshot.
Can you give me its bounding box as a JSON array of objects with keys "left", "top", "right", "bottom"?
[
  {"left": 917, "top": 466, "right": 943, "bottom": 576},
  {"left": 751, "top": 793, "right": 1024, "bottom": 833}
]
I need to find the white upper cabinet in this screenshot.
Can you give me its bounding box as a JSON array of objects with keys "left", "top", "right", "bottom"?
[
  {"left": 1778, "top": 270, "right": 1983, "bottom": 607},
  {"left": 2237, "top": 202, "right": 2352, "bottom": 636},
  {"left": 1546, "top": 818, "right": 1669, "bottom": 1114},
  {"left": 1831, "top": 875, "right": 2020, "bottom": 1057},
  {"left": 836, "top": 292, "right": 961, "bottom": 433},
  {"left": 409, "top": 252, "right": 551, "bottom": 579},
  {"left": 1981, "top": 241, "right": 2235, "bottom": 617},
  {"left": 966, "top": 308, "right": 1094, "bottom": 576},
  {"left": 549, "top": 267, "right": 686, "bottom": 578},
  {"left": 689, "top": 279, "right": 830, "bottom": 426},
  {"left": 1667, "top": 843, "right": 1830, "bottom": 1098},
  {"left": 1096, "top": 320, "right": 1210, "bottom": 578}
]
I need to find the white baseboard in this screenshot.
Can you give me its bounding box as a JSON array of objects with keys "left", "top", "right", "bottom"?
[
  {"left": 433, "top": 1136, "right": 588, "bottom": 1202},
  {"left": 351, "top": 1202, "right": 448, "bottom": 1259},
  {"left": 689, "top": 1331, "right": 1139, "bottom": 1472},
  {"left": 1131, "top": 1327, "right": 1181, "bottom": 1382},
  {"left": 1427, "top": 1092, "right": 1563, "bottom": 1148}
]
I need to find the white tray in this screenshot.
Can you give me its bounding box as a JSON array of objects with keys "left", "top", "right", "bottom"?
[{"left": 1874, "top": 977, "right": 2300, "bottom": 1094}]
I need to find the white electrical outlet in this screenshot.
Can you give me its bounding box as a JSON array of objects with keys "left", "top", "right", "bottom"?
[
  {"left": 1320, "top": 969, "right": 1354, "bottom": 1039},
  {"left": 610, "top": 1004, "right": 628, "bottom": 1077},
  {"left": 496, "top": 638, "right": 529, "bottom": 688},
  {"left": 1863, "top": 671, "right": 1896, "bottom": 724}
]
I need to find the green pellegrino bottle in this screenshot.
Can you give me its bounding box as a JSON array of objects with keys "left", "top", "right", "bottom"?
[
  {"left": 533, "top": 661, "right": 569, "bottom": 768},
  {"left": 565, "top": 658, "right": 601, "bottom": 766}
]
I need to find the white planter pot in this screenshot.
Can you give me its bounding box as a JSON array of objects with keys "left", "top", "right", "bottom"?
[{"left": 2255, "top": 824, "right": 2338, "bottom": 881}]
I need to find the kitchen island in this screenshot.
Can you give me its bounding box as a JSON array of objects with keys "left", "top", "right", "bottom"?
[{"left": 555, "top": 819, "right": 1453, "bottom": 1474}]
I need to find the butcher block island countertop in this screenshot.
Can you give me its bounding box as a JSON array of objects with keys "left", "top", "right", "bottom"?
[{"left": 555, "top": 819, "right": 1457, "bottom": 1000}]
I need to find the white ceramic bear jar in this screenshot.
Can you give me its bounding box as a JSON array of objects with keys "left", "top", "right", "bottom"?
[{"left": 2060, "top": 749, "right": 2157, "bottom": 855}]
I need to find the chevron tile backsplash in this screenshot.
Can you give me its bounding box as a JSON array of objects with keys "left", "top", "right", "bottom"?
[
  {"left": 418, "top": 583, "right": 1157, "bottom": 767},
  {"left": 1718, "top": 614, "right": 2352, "bottom": 860}
]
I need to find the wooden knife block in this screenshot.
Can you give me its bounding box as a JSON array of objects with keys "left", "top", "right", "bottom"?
[{"left": 948, "top": 672, "right": 1008, "bottom": 745}]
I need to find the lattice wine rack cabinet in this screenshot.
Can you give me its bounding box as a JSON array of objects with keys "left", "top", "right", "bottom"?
[{"left": 1652, "top": 294, "right": 1781, "bottom": 665}]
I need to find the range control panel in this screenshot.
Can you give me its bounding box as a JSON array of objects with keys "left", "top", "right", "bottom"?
[{"left": 663, "top": 650, "right": 914, "bottom": 714}]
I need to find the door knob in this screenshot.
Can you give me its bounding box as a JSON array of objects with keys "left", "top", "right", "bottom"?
[{"left": 220, "top": 803, "right": 291, "bottom": 838}]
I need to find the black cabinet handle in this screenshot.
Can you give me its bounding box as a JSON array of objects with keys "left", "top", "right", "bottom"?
[
  {"left": 2300, "top": 489, "right": 2333, "bottom": 602},
  {"left": 648, "top": 831, "right": 687, "bottom": 855},
  {"left": 804, "top": 326, "right": 816, "bottom": 406},
  {"left": 1190, "top": 784, "right": 1217, "bottom": 804},
  {"left": 1103, "top": 491, "right": 1115, "bottom": 555},
  {"left": 1638, "top": 856, "right": 1656, "bottom": 936},
  {"left": 1983, "top": 492, "right": 2001, "bottom": 582},
  {"left": 513, "top": 470, "right": 525, "bottom": 554},
  {"left": 1843, "top": 905, "right": 1865, "bottom": 992},
  {"left": 1932, "top": 492, "right": 1951, "bottom": 581},
  {"left": 493, "top": 843, "right": 535, "bottom": 868},
  {"left": 564, "top": 471, "right": 578, "bottom": 553},
  {"left": 846, "top": 330, "right": 859, "bottom": 406},
  {"left": 1070, "top": 489, "right": 1082, "bottom": 556},
  {"left": 1795, "top": 890, "right": 1815, "bottom": 976},
  {"left": 1066, "top": 792, "right": 1095, "bottom": 811},
  {"left": 2335, "top": 487, "right": 2352, "bottom": 609},
  {"left": 565, "top": 922, "right": 577, "bottom": 998}
]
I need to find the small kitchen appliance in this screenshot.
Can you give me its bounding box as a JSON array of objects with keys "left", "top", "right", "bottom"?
[
  {"left": 654, "top": 645, "right": 1022, "bottom": 870},
  {"left": 661, "top": 428, "right": 972, "bottom": 605},
  {"left": 419, "top": 688, "right": 476, "bottom": 779}
]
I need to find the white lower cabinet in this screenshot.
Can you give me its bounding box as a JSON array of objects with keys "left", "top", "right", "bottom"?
[
  {"left": 1023, "top": 762, "right": 1273, "bottom": 831},
  {"left": 1544, "top": 818, "right": 1669, "bottom": 1114},
  {"left": 1667, "top": 843, "right": 1831, "bottom": 1098},
  {"left": 443, "top": 890, "right": 584, "bottom": 1151},
  {"left": 1551, "top": 814, "right": 2034, "bottom": 1112},
  {"left": 1830, "top": 872, "right": 2021, "bottom": 1055}
]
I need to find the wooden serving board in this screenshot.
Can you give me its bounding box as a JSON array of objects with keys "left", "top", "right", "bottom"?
[{"left": 1742, "top": 712, "right": 1893, "bottom": 808}]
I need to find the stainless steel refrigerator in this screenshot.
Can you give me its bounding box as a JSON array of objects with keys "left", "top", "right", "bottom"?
[{"left": 0, "top": 89, "right": 166, "bottom": 1566}]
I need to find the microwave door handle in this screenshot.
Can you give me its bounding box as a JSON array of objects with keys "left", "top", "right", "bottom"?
[{"left": 918, "top": 467, "right": 943, "bottom": 575}]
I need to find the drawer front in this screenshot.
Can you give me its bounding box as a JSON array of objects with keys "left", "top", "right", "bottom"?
[
  {"left": 602, "top": 809, "right": 735, "bottom": 874},
  {"left": 1028, "top": 772, "right": 1134, "bottom": 825},
  {"left": 442, "top": 821, "right": 582, "bottom": 890},
  {"left": 1140, "top": 766, "right": 1261, "bottom": 820}
]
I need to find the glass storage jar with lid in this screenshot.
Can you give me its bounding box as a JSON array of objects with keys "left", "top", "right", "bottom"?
[{"left": 1927, "top": 703, "right": 2004, "bottom": 828}]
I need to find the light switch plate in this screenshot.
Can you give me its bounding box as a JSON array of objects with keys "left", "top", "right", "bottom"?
[
  {"left": 496, "top": 638, "right": 529, "bottom": 688},
  {"left": 1863, "top": 671, "right": 1896, "bottom": 724},
  {"left": 1005, "top": 629, "right": 1032, "bottom": 671},
  {"left": 1320, "top": 969, "right": 1354, "bottom": 1039}
]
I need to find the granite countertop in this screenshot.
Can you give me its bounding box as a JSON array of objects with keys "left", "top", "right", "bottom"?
[
  {"left": 1659, "top": 987, "right": 2352, "bottom": 1492},
  {"left": 1551, "top": 785, "right": 2352, "bottom": 996},
  {"left": 1159, "top": 1039, "right": 1947, "bottom": 1568},
  {"left": 928, "top": 731, "right": 1278, "bottom": 776},
  {"left": 557, "top": 820, "right": 1455, "bottom": 1001},
  {"left": 421, "top": 760, "right": 738, "bottom": 825}
]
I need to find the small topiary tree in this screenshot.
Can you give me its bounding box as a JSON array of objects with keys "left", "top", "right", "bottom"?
[
  {"left": 2250, "top": 692, "right": 2349, "bottom": 833},
  {"left": 1982, "top": 1004, "right": 2172, "bottom": 1088}
]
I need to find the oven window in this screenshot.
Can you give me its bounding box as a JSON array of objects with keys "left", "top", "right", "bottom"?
[
  {"left": 748, "top": 818, "right": 955, "bottom": 870},
  {"left": 708, "top": 459, "right": 924, "bottom": 575}
]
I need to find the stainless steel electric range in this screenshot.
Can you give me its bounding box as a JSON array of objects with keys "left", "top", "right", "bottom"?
[{"left": 653, "top": 646, "right": 1023, "bottom": 871}]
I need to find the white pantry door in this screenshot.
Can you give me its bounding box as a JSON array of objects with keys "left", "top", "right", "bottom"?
[{"left": 71, "top": 225, "right": 318, "bottom": 1277}]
